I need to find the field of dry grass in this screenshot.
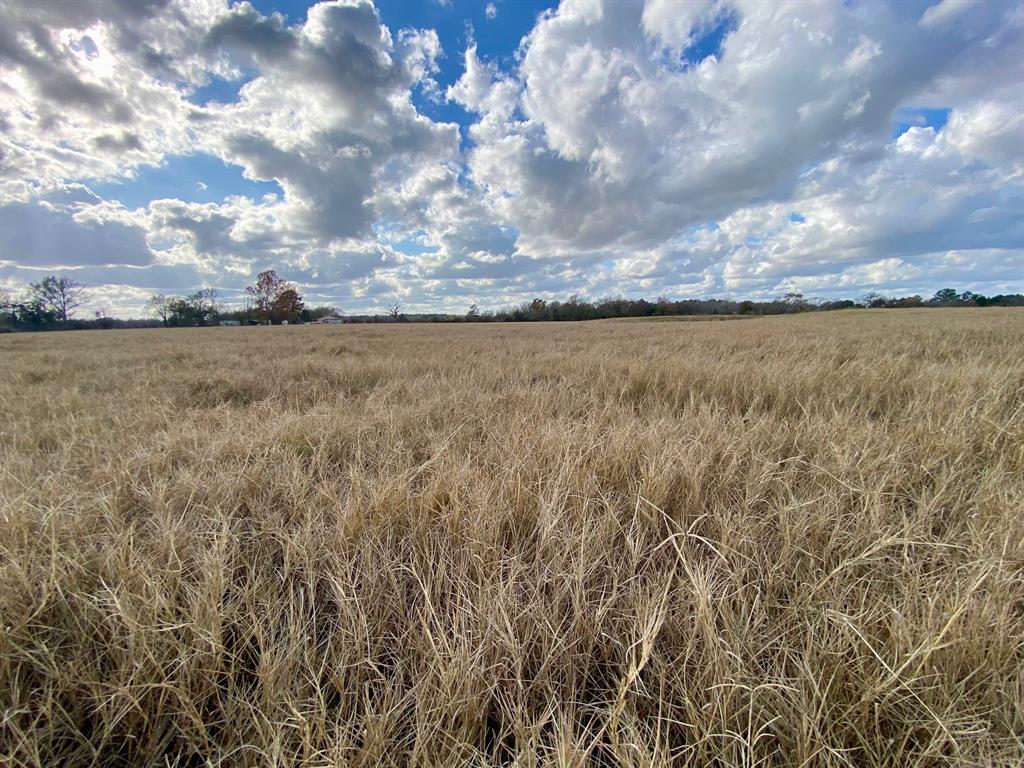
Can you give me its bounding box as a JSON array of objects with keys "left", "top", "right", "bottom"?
[{"left": 1, "top": 309, "right": 1022, "bottom": 767}]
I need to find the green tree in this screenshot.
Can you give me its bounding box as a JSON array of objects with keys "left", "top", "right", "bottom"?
[
  {"left": 165, "top": 298, "right": 193, "bottom": 326},
  {"left": 931, "top": 288, "right": 960, "bottom": 305},
  {"left": 164, "top": 289, "right": 222, "bottom": 326}
]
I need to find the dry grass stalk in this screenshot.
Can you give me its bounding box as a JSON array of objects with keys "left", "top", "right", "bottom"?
[{"left": 1, "top": 309, "right": 1022, "bottom": 766}]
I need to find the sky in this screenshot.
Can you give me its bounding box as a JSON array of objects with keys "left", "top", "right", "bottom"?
[{"left": 0, "top": 0, "right": 1021, "bottom": 317}]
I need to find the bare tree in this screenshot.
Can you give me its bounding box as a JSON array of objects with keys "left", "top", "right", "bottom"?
[
  {"left": 188, "top": 287, "right": 222, "bottom": 326},
  {"left": 147, "top": 294, "right": 174, "bottom": 326},
  {"left": 782, "top": 291, "right": 808, "bottom": 311},
  {"left": 528, "top": 298, "right": 547, "bottom": 320},
  {"left": 860, "top": 292, "right": 887, "bottom": 308},
  {"left": 388, "top": 303, "right": 403, "bottom": 321},
  {"left": 28, "top": 276, "right": 86, "bottom": 327}
]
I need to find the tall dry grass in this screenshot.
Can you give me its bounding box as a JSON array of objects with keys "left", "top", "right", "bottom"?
[{"left": 0, "top": 309, "right": 1022, "bottom": 767}]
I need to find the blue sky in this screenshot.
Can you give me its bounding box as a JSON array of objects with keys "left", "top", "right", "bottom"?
[
  {"left": 0, "top": 0, "right": 1021, "bottom": 316},
  {"left": 91, "top": 154, "right": 284, "bottom": 208}
]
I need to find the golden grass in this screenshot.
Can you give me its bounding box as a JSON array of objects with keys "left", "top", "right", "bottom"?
[{"left": 1, "top": 309, "right": 1022, "bottom": 767}]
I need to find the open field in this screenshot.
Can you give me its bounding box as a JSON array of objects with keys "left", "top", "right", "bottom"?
[{"left": 1, "top": 309, "right": 1022, "bottom": 767}]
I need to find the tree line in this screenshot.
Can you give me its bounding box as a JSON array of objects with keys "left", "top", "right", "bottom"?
[
  {"left": 1, "top": 276, "right": 91, "bottom": 330},
  {"left": 2, "top": 274, "right": 1021, "bottom": 332},
  {"left": 458, "top": 289, "right": 1023, "bottom": 323},
  {"left": 144, "top": 270, "right": 337, "bottom": 327}
]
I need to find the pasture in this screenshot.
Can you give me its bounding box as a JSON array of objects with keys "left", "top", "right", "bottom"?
[{"left": 1, "top": 310, "right": 1022, "bottom": 766}]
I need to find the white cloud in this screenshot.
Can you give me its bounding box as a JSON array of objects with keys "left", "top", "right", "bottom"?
[
  {"left": 448, "top": 0, "right": 1023, "bottom": 297},
  {"left": 0, "top": 0, "right": 226, "bottom": 201},
  {"left": 641, "top": 0, "right": 724, "bottom": 54},
  {"left": 485, "top": 3, "right": 498, "bottom": 21},
  {"left": 920, "top": 0, "right": 981, "bottom": 29},
  {"left": 195, "top": 1, "right": 458, "bottom": 247}
]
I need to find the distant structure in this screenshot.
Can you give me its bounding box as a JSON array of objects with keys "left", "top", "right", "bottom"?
[
  {"left": 219, "top": 319, "right": 241, "bottom": 326},
  {"left": 317, "top": 317, "right": 345, "bottom": 325}
]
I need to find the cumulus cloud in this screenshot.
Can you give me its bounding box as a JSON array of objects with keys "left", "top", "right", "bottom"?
[
  {"left": 920, "top": 0, "right": 981, "bottom": 29},
  {"left": 0, "top": 0, "right": 224, "bottom": 201},
  {"left": 0, "top": 0, "right": 1021, "bottom": 315},
  {"left": 194, "top": 0, "right": 459, "bottom": 246},
  {"left": 450, "top": 0, "right": 1023, "bottom": 297}
]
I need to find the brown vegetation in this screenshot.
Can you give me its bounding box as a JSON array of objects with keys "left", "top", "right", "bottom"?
[{"left": 1, "top": 309, "right": 1022, "bottom": 766}]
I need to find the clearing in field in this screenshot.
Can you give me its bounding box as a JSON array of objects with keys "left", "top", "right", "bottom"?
[{"left": 1, "top": 309, "right": 1022, "bottom": 767}]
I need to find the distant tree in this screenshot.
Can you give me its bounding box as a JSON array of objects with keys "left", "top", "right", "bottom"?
[
  {"left": 859, "top": 292, "right": 888, "bottom": 308},
  {"left": 246, "top": 270, "right": 288, "bottom": 321},
  {"left": 246, "top": 269, "right": 305, "bottom": 323},
  {"left": 528, "top": 298, "right": 547, "bottom": 320},
  {"left": 162, "top": 288, "right": 221, "bottom": 326},
  {"left": 272, "top": 288, "right": 1024, "bottom": 326},
  {"left": 93, "top": 307, "right": 115, "bottom": 329},
  {"left": 981, "top": 293, "right": 1024, "bottom": 307},
  {"left": 305, "top": 305, "right": 341, "bottom": 321},
  {"left": 560, "top": 294, "right": 594, "bottom": 321},
  {"left": 28, "top": 276, "right": 86, "bottom": 327},
  {"left": 16, "top": 299, "right": 59, "bottom": 328},
  {"left": 931, "top": 288, "right": 960, "bottom": 306},
  {"left": 189, "top": 288, "right": 222, "bottom": 326},
  {"left": 891, "top": 295, "right": 923, "bottom": 308},
  {"left": 148, "top": 294, "right": 175, "bottom": 326},
  {"left": 466, "top": 303, "right": 480, "bottom": 320},
  {"left": 818, "top": 299, "right": 859, "bottom": 310},
  {"left": 782, "top": 291, "right": 808, "bottom": 311},
  {"left": 271, "top": 287, "right": 304, "bottom": 324},
  {"left": 0, "top": 290, "right": 15, "bottom": 331}
]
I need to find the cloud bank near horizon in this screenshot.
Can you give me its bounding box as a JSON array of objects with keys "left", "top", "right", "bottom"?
[{"left": 1, "top": 0, "right": 1021, "bottom": 316}]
